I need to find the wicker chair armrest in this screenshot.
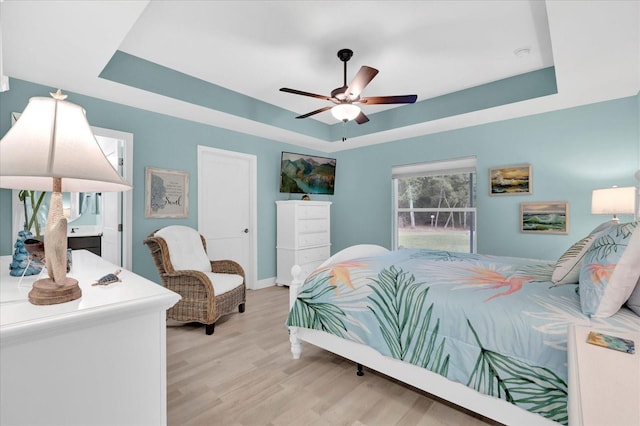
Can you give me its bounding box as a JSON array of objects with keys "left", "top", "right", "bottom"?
[
  {"left": 210, "top": 260, "right": 245, "bottom": 279},
  {"left": 161, "top": 270, "right": 215, "bottom": 297}
]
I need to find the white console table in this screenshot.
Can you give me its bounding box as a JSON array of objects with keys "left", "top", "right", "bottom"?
[
  {"left": 0, "top": 250, "right": 180, "bottom": 426},
  {"left": 567, "top": 324, "right": 640, "bottom": 426}
]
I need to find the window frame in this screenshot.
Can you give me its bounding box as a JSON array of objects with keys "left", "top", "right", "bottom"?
[{"left": 392, "top": 157, "right": 477, "bottom": 253}]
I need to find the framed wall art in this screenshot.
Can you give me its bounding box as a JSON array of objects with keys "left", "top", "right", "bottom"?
[
  {"left": 520, "top": 202, "right": 569, "bottom": 234},
  {"left": 489, "top": 164, "right": 532, "bottom": 195},
  {"left": 145, "top": 167, "right": 189, "bottom": 218}
]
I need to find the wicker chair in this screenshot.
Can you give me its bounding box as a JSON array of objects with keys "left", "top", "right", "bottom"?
[{"left": 144, "top": 226, "right": 246, "bottom": 335}]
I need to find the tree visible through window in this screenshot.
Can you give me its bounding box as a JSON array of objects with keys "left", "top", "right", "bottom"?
[{"left": 393, "top": 158, "right": 476, "bottom": 253}]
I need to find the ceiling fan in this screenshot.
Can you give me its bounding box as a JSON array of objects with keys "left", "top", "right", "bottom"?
[{"left": 280, "top": 48, "right": 417, "bottom": 124}]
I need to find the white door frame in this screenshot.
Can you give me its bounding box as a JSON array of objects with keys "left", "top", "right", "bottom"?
[
  {"left": 197, "top": 145, "right": 257, "bottom": 289},
  {"left": 92, "top": 126, "right": 134, "bottom": 270}
]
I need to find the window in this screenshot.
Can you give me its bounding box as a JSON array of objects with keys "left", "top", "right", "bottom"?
[{"left": 392, "top": 157, "right": 477, "bottom": 253}]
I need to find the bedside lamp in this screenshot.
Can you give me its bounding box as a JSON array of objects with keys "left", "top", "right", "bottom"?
[
  {"left": 0, "top": 90, "right": 131, "bottom": 305},
  {"left": 591, "top": 186, "right": 636, "bottom": 222}
]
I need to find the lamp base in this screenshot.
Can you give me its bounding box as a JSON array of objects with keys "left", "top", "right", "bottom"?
[{"left": 28, "top": 277, "right": 81, "bottom": 305}]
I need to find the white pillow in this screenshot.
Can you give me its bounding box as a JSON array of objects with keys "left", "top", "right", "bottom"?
[
  {"left": 579, "top": 222, "right": 640, "bottom": 317},
  {"left": 625, "top": 276, "right": 640, "bottom": 316},
  {"left": 155, "top": 225, "right": 211, "bottom": 272},
  {"left": 318, "top": 244, "right": 390, "bottom": 268}
]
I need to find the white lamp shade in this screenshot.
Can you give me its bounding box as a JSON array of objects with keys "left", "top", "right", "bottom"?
[
  {"left": 591, "top": 186, "right": 636, "bottom": 215},
  {"left": 0, "top": 95, "right": 131, "bottom": 192},
  {"left": 331, "top": 104, "right": 361, "bottom": 122}
]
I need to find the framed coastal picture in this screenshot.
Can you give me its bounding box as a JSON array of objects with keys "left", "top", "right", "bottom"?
[
  {"left": 520, "top": 202, "right": 569, "bottom": 234},
  {"left": 489, "top": 164, "right": 532, "bottom": 195},
  {"left": 145, "top": 167, "right": 189, "bottom": 218}
]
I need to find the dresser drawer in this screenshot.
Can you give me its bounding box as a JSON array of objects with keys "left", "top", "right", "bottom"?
[
  {"left": 298, "top": 232, "right": 329, "bottom": 248},
  {"left": 297, "top": 205, "right": 328, "bottom": 219},
  {"left": 297, "top": 246, "right": 329, "bottom": 265},
  {"left": 297, "top": 218, "right": 328, "bottom": 233}
]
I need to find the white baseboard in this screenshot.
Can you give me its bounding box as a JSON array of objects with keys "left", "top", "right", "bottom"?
[{"left": 251, "top": 276, "right": 276, "bottom": 290}]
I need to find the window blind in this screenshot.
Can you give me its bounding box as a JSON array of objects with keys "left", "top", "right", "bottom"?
[{"left": 391, "top": 156, "right": 476, "bottom": 179}]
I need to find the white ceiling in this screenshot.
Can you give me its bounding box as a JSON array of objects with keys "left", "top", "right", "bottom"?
[{"left": 1, "top": 0, "right": 638, "bottom": 152}]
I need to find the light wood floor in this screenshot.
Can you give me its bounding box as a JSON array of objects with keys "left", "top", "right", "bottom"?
[{"left": 166, "top": 286, "right": 500, "bottom": 426}]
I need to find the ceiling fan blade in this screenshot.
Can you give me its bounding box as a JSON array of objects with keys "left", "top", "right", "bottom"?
[
  {"left": 295, "top": 106, "right": 332, "bottom": 119},
  {"left": 346, "top": 66, "right": 379, "bottom": 98},
  {"left": 280, "top": 87, "right": 332, "bottom": 101},
  {"left": 355, "top": 111, "right": 369, "bottom": 125},
  {"left": 360, "top": 94, "right": 418, "bottom": 104}
]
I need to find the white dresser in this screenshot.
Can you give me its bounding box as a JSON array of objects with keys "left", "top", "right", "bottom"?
[
  {"left": 276, "top": 200, "right": 331, "bottom": 286},
  {"left": 0, "top": 250, "right": 180, "bottom": 426}
]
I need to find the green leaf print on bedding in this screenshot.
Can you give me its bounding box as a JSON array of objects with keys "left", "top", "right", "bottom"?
[
  {"left": 466, "top": 319, "right": 568, "bottom": 424},
  {"left": 287, "top": 275, "right": 348, "bottom": 337},
  {"left": 367, "top": 265, "right": 450, "bottom": 375}
]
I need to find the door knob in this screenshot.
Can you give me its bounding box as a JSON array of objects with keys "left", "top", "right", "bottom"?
[{"left": 243, "top": 228, "right": 249, "bottom": 233}]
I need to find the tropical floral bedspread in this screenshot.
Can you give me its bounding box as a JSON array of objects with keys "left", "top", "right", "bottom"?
[{"left": 286, "top": 249, "right": 640, "bottom": 424}]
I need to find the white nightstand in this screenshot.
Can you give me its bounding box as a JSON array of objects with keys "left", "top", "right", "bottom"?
[{"left": 567, "top": 324, "right": 640, "bottom": 426}]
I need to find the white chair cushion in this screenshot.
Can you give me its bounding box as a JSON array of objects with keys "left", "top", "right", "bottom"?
[
  {"left": 155, "top": 225, "right": 211, "bottom": 272},
  {"left": 203, "top": 272, "right": 244, "bottom": 295}
]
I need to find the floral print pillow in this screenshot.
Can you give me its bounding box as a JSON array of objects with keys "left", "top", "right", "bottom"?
[{"left": 579, "top": 222, "right": 640, "bottom": 317}]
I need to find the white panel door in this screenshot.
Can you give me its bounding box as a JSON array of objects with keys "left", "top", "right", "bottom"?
[
  {"left": 198, "top": 146, "right": 257, "bottom": 289},
  {"left": 96, "top": 136, "right": 121, "bottom": 266}
]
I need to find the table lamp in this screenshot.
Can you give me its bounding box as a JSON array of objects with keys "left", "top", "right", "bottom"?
[
  {"left": 591, "top": 186, "right": 636, "bottom": 222},
  {"left": 0, "top": 90, "right": 131, "bottom": 305}
]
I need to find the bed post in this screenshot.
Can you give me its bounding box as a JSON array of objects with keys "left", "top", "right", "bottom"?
[{"left": 289, "top": 265, "right": 303, "bottom": 359}]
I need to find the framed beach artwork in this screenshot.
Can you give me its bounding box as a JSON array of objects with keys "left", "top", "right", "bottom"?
[
  {"left": 489, "top": 164, "right": 532, "bottom": 195},
  {"left": 145, "top": 167, "right": 189, "bottom": 218},
  {"left": 520, "top": 202, "right": 569, "bottom": 234}
]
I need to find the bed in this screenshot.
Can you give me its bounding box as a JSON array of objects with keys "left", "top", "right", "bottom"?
[{"left": 286, "top": 222, "right": 640, "bottom": 425}]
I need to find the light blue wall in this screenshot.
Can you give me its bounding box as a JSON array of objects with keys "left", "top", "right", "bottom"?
[
  {"left": 1, "top": 78, "right": 638, "bottom": 284},
  {"left": 331, "top": 95, "right": 639, "bottom": 260},
  {"left": 0, "top": 78, "right": 328, "bottom": 283}
]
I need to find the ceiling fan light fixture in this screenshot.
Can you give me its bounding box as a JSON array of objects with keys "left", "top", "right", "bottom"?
[
  {"left": 331, "top": 104, "right": 360, "bottom": 122},
  {"left": 280, "top": 48, "right": 416, "bottom": 125}
]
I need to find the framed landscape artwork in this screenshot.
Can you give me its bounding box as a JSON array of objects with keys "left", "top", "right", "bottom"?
[
  {"left": 489, "top": 164, "right": 532, "bottom": 195},
  {"left": 520, "top": 202, "right": 569, "bottom": 234},
  {"left": 145, "top": 167, "right": 189, "bottom": 218}
]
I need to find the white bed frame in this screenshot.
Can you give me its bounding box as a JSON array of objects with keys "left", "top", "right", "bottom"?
[{"left": 288, "top": 244, "right": 558, "bottom": 426}]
